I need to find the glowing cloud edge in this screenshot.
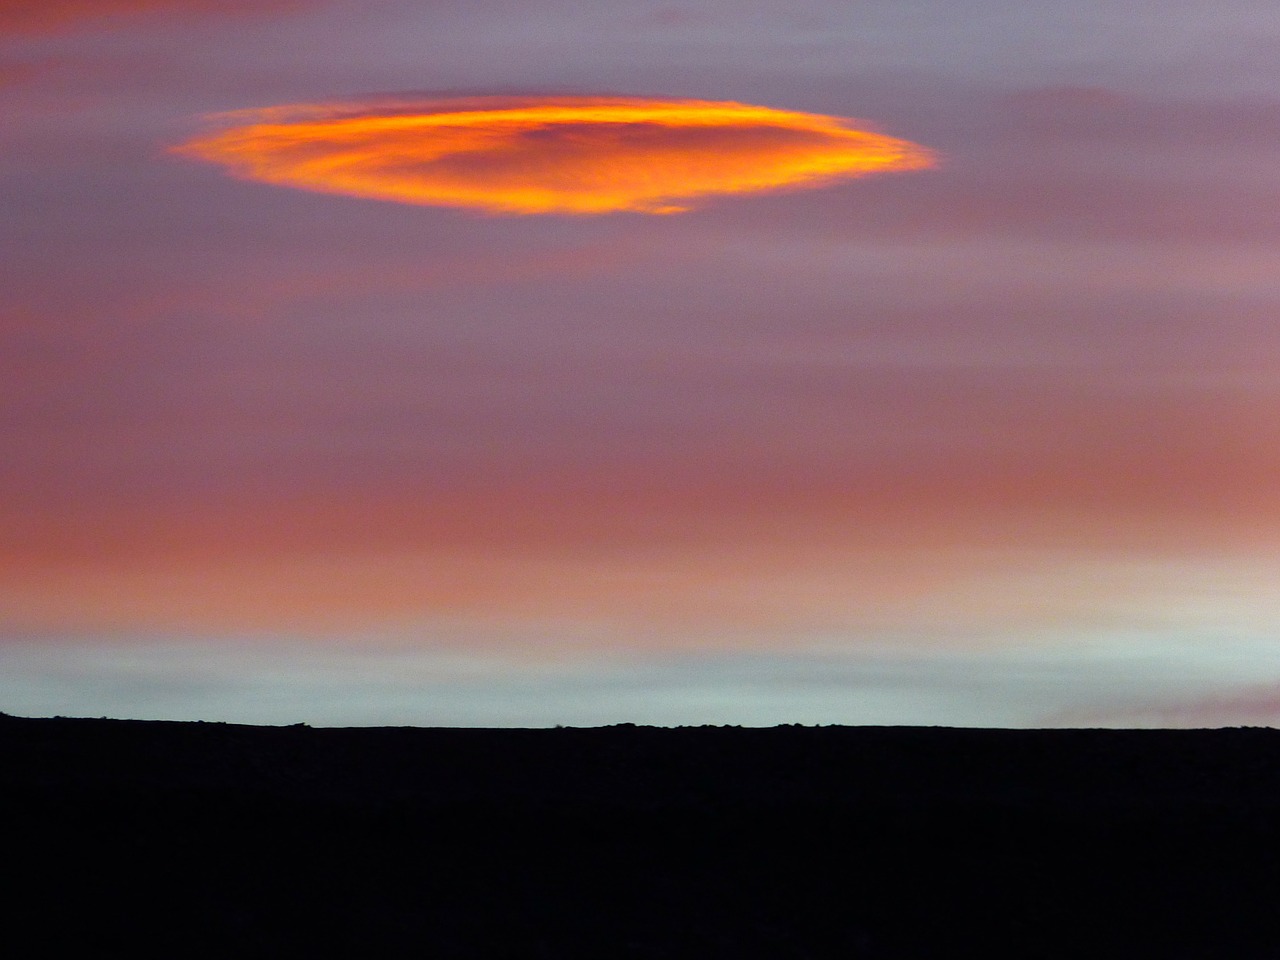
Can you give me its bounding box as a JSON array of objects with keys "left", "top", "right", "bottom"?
[{"left": 173, "top": 95, "right": 937, "bottom": 215}]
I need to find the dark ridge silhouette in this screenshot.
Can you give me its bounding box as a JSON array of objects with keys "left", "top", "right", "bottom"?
[{"left": 4, "top": 713, "right": 1279, "bottom": 957}]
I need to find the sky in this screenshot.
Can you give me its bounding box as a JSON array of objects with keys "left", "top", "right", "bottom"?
[{"left": 2, "top": 0, "right": 1278, "bottom": 727}]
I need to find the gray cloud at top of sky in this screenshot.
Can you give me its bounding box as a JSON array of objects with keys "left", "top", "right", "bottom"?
[
  {"left": 5, "top": 0, "right": 1278, "bottom": 114},
  {"left": 294, "top": 0, "right": 1280, "bottom": 100}
]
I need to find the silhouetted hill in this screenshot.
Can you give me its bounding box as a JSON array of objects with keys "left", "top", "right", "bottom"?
[{"left": 4, "top": 714, "right": 1278, "bottom": 957}]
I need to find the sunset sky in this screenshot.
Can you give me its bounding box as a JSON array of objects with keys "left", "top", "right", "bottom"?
[{"left": 3, "top": 0, "right": 1278, "bottom": 727}]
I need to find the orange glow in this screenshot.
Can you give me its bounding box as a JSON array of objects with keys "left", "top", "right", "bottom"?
[{"left": 172, "top": 96, "right": 936, "bottom": 214}]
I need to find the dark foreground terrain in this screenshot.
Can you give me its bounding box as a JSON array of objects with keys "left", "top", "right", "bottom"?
[{"left": 4, "top": 714, "right": 1279, "bottom": 957}]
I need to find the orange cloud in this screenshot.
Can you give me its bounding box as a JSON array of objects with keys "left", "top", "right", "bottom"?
[{"left": 173, "top": 96, "right": 936, "bottom": 215}]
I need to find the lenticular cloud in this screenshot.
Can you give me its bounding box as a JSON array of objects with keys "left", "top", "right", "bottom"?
[{"left": 173, "top": 96, "right": 935, "bottom": 215}]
